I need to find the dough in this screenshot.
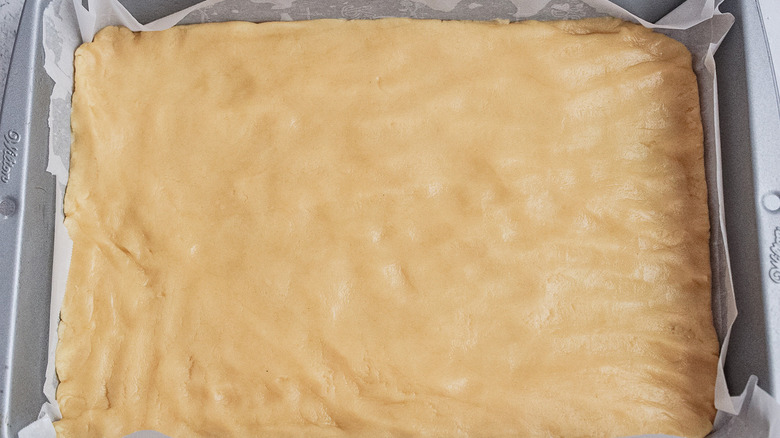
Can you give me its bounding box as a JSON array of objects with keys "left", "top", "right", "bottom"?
[{"left": 57, "top": 17, "right": 719, "bottom": 438}]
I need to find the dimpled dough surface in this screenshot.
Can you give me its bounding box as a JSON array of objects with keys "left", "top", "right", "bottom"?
[{"left": 56, "top": 17, "right": 719, "bottom": 438}]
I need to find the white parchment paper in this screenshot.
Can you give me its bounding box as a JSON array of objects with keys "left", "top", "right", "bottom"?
[{"left": 19, "top": 0, "right": 780, "bottom": 437}]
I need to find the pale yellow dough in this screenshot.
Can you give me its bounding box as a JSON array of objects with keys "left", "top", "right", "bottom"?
[{"left": 57, "top": 17, "right": 719, "bottom": 438}]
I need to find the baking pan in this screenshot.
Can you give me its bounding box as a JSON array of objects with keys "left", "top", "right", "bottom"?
[
  {"left": 0, "top": 0, "right": 56, "bottom": 436},
  {"left": 1, "top": 0, "right": 778, "bottom": 437}
]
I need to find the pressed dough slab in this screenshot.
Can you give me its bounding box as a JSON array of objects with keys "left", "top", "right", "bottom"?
[{"left": 57, "top": 17, "right": 719, "bottom": 438}]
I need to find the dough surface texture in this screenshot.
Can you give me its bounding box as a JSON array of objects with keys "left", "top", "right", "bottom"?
[{"left": 57, "top": 17, "right": 719, "bottom": 438}]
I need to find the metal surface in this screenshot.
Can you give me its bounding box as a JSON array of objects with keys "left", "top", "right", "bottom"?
[
  {"left": 719, "top": 0, "right": 780, "bottom": 398},
  {"left": 0, "top": 0, "right": 25, "bottom": 107},
  {"left": 0, "top": 0, "right": 56, "bottom": 436},
  {"left": 0, "top": 0, "right": 778, "bottom": 436}
]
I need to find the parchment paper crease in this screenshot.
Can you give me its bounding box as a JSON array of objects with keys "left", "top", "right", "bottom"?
[{"left": 20, "top": 0, "right": 780, "bottom": 437}]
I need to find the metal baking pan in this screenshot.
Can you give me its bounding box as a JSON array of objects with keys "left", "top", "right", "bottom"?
[{"left": 1, "top": 0, "right": 778, "bottom": 436}]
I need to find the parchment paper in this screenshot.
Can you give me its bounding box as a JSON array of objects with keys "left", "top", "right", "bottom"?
[{"left": 19, "top": 0, "right": 780, "bottom": 437}]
